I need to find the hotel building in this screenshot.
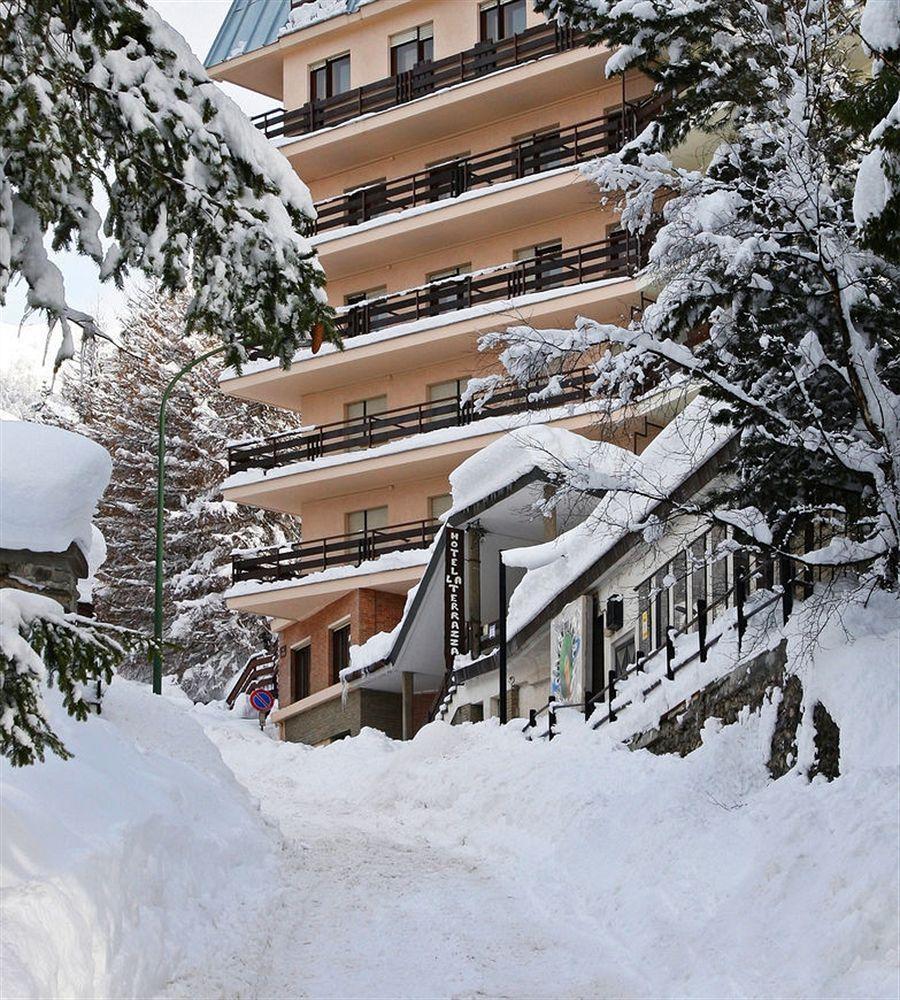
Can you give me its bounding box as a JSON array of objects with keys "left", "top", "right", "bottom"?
[{"left": 206, "top": 0, "right": 660, "bottom": 743}]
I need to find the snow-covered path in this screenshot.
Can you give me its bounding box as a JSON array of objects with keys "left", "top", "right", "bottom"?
[{"left": 162, "top": 716, "right": 629, "bottom": 1000}]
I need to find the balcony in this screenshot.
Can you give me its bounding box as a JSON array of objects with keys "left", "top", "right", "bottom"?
[
  {"left": 252, "top": 21, "right": 585, "bottom": 140},
  {"left": 229, "top": 366, "right": 597, "bottom": 474},
  {"left": 333, "top": 230, "right": 642, "bottom": 340},
  {"left": 312, "top": 105, "right": 650, "bottom": 234},
  {"left": 232, "top": 518, "right": 440, "bottom": 584}
]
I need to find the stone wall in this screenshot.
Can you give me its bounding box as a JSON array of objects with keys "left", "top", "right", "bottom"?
[
  {"left": 630, "top": 640, "right": 841, "bottom": 781},
  {"left": 0, "top": 544, "right": 87, "bottom": 613},
  {"left": 282, "top": 687, "right": 403, "bottom": 745}
]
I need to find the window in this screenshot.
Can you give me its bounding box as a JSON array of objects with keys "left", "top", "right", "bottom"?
[
  {"left": 426, "top": 264, "right": 470, "bottom": 313},
  {"left": 514, "top": 239, "right": 565, "bottom": 291},
  {"left": 514, "top": 125, "right": 563, "bottom": 177},
  {"left": 345, "top": 395, "right": 387, "bottom": 421},
  {"left": 330, "top": 623, "right": 351, "bottom": 685},
  {"left": 344, "top": 286, "right": 387, "bottom": 307},
  {"left": 690, "top": 534, "right": 708, "bottom": 612},
  {"left": 427, "top": 378, "right": 468, "bottom": 402},
  {"left": 310, "top": 53, "right": 350, "bottom": 102},
  {"left": 390, "top": 24, "right": 433, "bottom": 74},
  {"left": 613, "top": 636, "right": 635, "bottom": 678},
  {"left": 480, "top": 0, "right": 526, "bottom": 42},
  {"left": 637, "top": 578, "right": 651, "bottom": 648},
  {"left": 429, "top": 494, "right": 453, "bottom": 520},
  {"left": 345, "top": 179, "right": 387, "bottom": 223},
  {"left": 290, "top": 644, "right": 310, "bottom": 703},
  {"left": 346, "top": 506, "right": 389, "bottom": 536},
  {"left": 426, "top": 153, "right": 470, "bottom": 201}
]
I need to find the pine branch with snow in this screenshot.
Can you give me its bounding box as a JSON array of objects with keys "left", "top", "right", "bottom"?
[
  {"left": 1, "top": 0, "right": 335, "bottom": 369},
  {"left": 485, "top": 0, "right": 900, "bottom": 588},
  {"left": 0, "top": 588, "right": 148, "bottom": 765}
]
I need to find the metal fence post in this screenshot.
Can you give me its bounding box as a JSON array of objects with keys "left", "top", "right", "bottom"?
[
  {"left": 780, "top": 555, "right": 794, "bottom": 625},
  {"left": 608, "top": 673, "right": 617, "bottom": 723},
  {"left": 665, "top": 627, "right": 675, "bottom": 680},
  {"left": 697, "top": 598, "right": 708, "bottom": 662},
  {"left": 584, "top": 689, "right": 593, "bottom": 722},
  {"left": 548, "top": 701, "right": 556, "bottom": 741}
]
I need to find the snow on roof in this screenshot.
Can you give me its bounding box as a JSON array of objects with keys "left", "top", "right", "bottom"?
[
  {"left": 504, "top": 398, "right": 734, "bottom": 639},
  {"left": 280, "top": 0, "right": 380, "bottom": 38},
  {"left": 205, "top": 0, "right": 289, "bottom": 68},
  {"left": 0, "top": 421, "right": 111, "bottom": 557}
]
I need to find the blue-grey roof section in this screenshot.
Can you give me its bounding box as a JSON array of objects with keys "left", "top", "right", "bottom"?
[{"left": 205, "top": 0, "right": 290, "bottom": 69}]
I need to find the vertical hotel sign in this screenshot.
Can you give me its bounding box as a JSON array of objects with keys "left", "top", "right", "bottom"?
[{"left": 445, "top": 527, "right": 466, "bottom": 668}]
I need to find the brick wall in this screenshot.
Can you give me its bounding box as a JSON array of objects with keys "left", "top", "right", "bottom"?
[{"left": 276, "top": 587, "right": 407, "bottom": 707}]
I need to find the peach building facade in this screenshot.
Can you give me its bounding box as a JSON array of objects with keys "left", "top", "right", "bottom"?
[{"left": 208, "top": 0, "right": 653, "bottom": 744}]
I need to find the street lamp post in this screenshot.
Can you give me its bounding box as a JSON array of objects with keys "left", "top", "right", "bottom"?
[{"left": 152, "top": 344, "right": 228, "bottom": 695}]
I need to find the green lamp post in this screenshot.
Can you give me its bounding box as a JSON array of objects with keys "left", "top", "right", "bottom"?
[{"left": 151, "top": 344, "right": 228, "bottom": 695}]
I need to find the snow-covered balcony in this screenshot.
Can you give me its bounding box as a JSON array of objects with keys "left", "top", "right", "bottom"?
[
  {"left": 219, "top": 234, "right": 644, "bottom": 408},
  {"left": 243, "top": 22, "right": 611, "bottom": 183},
  {"left": 308, "top": 106, "right": 655, "bottom": 276},
  {"left": 227, "top": 518, "right": 438, "bottom": 621}
]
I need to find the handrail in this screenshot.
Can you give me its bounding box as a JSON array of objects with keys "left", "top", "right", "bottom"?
[
  {"left": 589, "top": 588, "right": 784, "bottom": 731},
  {"left": 333, "top": 230, "right": 643, "bottom": 340},
  {"left": 312, "top": 104, "right": 651, "bottom": 233},
  {"left": 228, "top": 365, "right": 597, "bottom": 474},
  {"left": 252, "top": 22, "right": 585, "bottom": 139},
  {"left": 232, "top": 517, "right": 440, "bottom": 584}
]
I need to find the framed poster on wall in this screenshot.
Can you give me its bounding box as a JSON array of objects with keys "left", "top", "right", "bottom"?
[{"left": 550, "top": 595, "right": 590, "bottom": 703}]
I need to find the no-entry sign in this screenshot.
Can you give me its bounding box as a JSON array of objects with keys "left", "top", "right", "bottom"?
[{"left": 249, "top": 688, "right": 274, "bottom": 713}]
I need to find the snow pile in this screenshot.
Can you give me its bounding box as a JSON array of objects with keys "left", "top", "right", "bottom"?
[
  {"left": 190, "top": 592, "right": 900, "bottom": 998},
  {"left": 0, "top": 679, "right": 276, "bottom": 1000},
  {"left": 0, "top": 421, "right": 111, "bottom": 556}
]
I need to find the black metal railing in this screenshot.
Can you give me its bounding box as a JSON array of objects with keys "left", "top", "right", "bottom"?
[
  {"left": 334, "top": 229, "right": 642, "bottom": 340},
  {"left": 232, "top": 518, "right": 440, "bottom": 584},
  {"left": 228, "top": 365, "right": 597, "bottom": 474},
  {"left": 313, "top": 105, "right": 650, "bottom": 233},
  {"left": 253, "top": 22, "right": 585, "bottom": 139}
]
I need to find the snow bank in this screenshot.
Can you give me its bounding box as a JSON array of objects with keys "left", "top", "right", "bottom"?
[
  {"left": 0, "top": 421, "right": 111, "bottom": 557},
  {"left": 0, "top": 679, "right": 276, "bottom": 999},
  {"left": 202, "top": 593, "right": 900, "bottom": 999}
]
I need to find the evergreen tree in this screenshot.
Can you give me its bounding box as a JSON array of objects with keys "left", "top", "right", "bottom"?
[
  {"left": 67, "top": 290, "right": 298, "bottom": 699},
  {"left": 477, "top": 0, "right": 900, "bottom": 590},
  {"left": 2, "top": 0, "right": 334, "bottom": 368}
]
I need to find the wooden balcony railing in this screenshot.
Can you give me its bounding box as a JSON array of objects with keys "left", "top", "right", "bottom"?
[
  {"left": 334, "top": 229, "right": 642, "bottom": 340},
  {"left": 228, "top": 365, "right": 597, "bottom": 474},
  {"left": 252, "top": 21, "right": 584, "bottom": 139},
  {"left": 232, "top": 519, "right": 440, "bottom": 584},
  {"left": 313, "top": 105, "right": 650, "bottom": 233}
]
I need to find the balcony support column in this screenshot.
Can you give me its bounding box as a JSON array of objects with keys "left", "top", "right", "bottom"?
[{"left": 401, "top": 671, "right": 415, "bottom": 741}]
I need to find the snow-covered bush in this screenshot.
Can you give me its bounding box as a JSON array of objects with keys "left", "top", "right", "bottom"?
[
  {"left": 1, "top": 0, "right": 334, "bottom": 368},
  {"left": 480, "top": 0, "right": 900, "bottom": 590}
]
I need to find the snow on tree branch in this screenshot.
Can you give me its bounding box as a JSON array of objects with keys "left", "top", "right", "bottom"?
[
  {"left": 1, "top": 0, "right": 335, "bottom": 369},
  {"left": 484, "top": 0, "right": 900, "bottom": 589}
]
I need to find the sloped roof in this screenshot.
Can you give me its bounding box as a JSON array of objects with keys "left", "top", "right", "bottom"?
[{"left": 205, "top": 0, "right": 289, "bottom": 68}]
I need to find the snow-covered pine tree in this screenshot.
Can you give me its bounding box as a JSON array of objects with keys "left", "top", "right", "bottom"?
[
  {"left": 66, "top": 290, "right": 298, "bottom": 700},
  {"left": 1, "top": 0, "right": 334, "bottom": 368},
  {"left": 475, "top": 0, "right": 900, "bottom": 591}
]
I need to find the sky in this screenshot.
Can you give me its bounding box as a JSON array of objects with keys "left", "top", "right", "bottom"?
[{"left": 1, "top": 0, "right": 272, "bottom": 369}]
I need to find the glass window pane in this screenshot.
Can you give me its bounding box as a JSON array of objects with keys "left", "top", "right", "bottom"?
[
  {"left": 428, "top": 379, "right": 463, "bottom": 401},
  {"left": 367, "top": 506, "right": 389, "bottom": 530},
  {"left": 503, "top": 0, "right": 527, "bottom": 37},
  {"left": 331, "top": 55, "right": 350, "bottom": 95},
  {"left": 430, "top": 494, "right": 452, "bottom": 520}
]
